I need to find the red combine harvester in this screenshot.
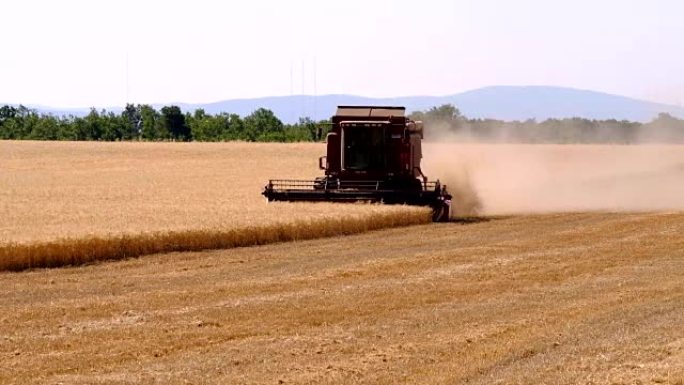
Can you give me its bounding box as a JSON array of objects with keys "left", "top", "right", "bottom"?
[{"left": 263, "top": 106, "right": 452, "bottom": 222}]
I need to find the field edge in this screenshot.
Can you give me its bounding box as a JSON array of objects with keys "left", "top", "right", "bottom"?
[{"left": 0, "top": 209, "right": 431, "bottom": 272}]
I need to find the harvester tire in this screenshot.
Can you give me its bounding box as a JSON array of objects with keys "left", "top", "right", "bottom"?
[{"left": 432, "top": 201, "right": 451, "bottom": 222}]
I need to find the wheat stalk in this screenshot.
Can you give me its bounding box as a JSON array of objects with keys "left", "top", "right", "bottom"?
[{"left": 0, "top": 209, "right": 430, "bottom": 271}]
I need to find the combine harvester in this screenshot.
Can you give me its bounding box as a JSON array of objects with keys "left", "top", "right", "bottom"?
[{"left": 263, "top": 106, "right": 452, "bottom": 222}]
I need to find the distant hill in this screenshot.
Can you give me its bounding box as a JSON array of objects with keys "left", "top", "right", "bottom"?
[
  {"left": 18, "top": 86, "right": 684, "bottom": 123},
  {"left": 175, "top": 86, "right": 684, "bottom": 123}
]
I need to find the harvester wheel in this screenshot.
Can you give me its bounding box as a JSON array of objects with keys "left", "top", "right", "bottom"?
[{"left": 432, "top": 200, "right": 451, "bottom": 222}]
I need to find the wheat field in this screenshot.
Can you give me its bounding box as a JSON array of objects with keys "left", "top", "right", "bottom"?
[
  {"left": 2, "top": 141, "right": 684, "bottom": 271},
  {"left": 0, "top": 141, "right": 429, "bottom": 243},
  {"left": 3, "top": 141, "right": 684, "bottom": 270},
  {"left": 0, "top": 141, "right": 429, "bottom": 270},
  {"left": 1, "top": 141, "right": 683, "bottom": 383}
]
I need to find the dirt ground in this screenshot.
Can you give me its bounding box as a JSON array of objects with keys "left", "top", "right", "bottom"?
[{"left": 2, "top": 212, "right": 682, "bottom": 384}]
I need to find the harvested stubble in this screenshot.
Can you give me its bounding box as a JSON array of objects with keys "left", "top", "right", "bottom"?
[
  {"left": 3, "top": 212, "right": 682, "bottom": 384},
  {"left": 0, "top": 141, "right": 429, "bottom": 271}
]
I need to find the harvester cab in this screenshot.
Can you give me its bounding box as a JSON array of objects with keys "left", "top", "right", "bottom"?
[{"left": 263, "top": 106, "right": 452, "bottom": 222}]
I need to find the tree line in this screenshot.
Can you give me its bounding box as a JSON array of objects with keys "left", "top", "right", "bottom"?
[
  {"left": 1, "top": 103, "right": 683, "bottom": 143},
  {"left": 0, "top": 104, "right": 326, "bottom": 142},
  {"left": 409, "top": 105, "right": 684, "bottom": 144}
]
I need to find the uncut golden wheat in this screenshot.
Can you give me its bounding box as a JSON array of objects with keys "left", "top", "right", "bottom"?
[
  {"left": 0, "top": 141, "right": 430, "bottom": 270},
  {"left": 0, "top": 210, "right": 429, "bottom": 271}
]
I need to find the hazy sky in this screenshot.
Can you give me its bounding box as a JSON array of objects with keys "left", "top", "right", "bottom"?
[{"left": 1, "top": 0, "right": 682, "bottom": 107}]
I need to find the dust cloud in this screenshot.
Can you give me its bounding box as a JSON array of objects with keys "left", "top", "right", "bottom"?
[{"left": 422, "top": 143, "right": 684, "bottom": 216}]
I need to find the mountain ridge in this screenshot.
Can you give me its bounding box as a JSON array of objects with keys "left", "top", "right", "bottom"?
[{"left": 9, "top": 86, "right": 684, "bottom": 123}]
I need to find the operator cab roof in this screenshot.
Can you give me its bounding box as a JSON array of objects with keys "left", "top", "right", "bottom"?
[{"left": 336, "top": 106, "right": 405, "bottom": 118}]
